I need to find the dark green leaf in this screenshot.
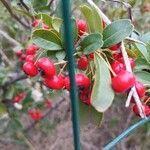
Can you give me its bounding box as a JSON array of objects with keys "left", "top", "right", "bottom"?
[
  {"left": 80, "top": 4, "right": 103, "bottom": 33},
  {"left": 32, "top": 29, "right": 62, "bottom": 51},
  {"left": 36, "top": 13, "right": 52, "bottom": 28},
  {"left": 91, "top": 54, "right": 115, "bottom": 112},
  {"left": 103, "top": 19, "right": 133, "bottom": 48},
  {"left": 79, "top": 100, "right": 103, "bottom": 126},
  {"left": 80, "top": 33, "right": 103, "bottom": 54}
]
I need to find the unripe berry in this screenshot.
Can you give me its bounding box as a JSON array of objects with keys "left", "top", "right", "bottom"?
[
  {"left": 23, "top": 62, "right": 38, "bottom": 77},
  {"left": 77, "top": 19, "right": 87, "bottom": 36}
]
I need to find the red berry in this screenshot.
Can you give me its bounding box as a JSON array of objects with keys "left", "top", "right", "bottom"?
[
  {"left": 64, "top": 74, "right": 90, "bottom": 90},
  {"left": 79, "top": 89, "right": 91, "bottom": 106},
  {"left": 109, "top": 43, "right": 121, "bottom": 51},
  {"left": 25, "top": 55, "right": 35, "bottom": 63},
  {"left": 88, "top": 53, "right": 94, "bottom": 60},
  {"left": 133, "top": 104, "right": 150, "bottom": 116},
  {"left": 15, "top": 50, "right": 22, "bottom": 57},
  {"left": 111, "top": 61, "right": 125, "bottom": 74},
  {"left": 37, "top": 57, "right": 56, "bottom": 78},
  {"left": 77, "top": 19, "right": 87, "bottom": 36},
  {"left": 118, "top": 58, "right": 135, "bottom": 70},
  {"left": 43, "top": 24, "right": 49, "bottom": 30},
  {"left": 26, "top": 44, "right": 39, "bottom": 55},
  {"left": 143, "top": 5, "right": 150, "bottom": 12},
  {"left": 77, "top": 56, "right": 89, "bottom": 70},
  {"left": 44, "top": 75, "right": 64, "bottom": 90},
  {"left": 20, "top": 53, "right": 27, "bottom": 60},
  {"left": 32, "top": 19, "right": 40, "bottom": 27},
  {"left": 112, "top": 70, "right": 136, "bottom": 93},
  {"left": 13, "top": 96, "right": 21, "bottom": 103},
  {"left": 28, "top": 110, "right": 42, "bottom": 121},
  {"left": 112, "top": 52, "right": 122, "bottom": 60},
  {"left": 23, "top": 62, "right": 38, "bottom": 77},
  {"left": 135, "top": 81, "right": 146, "bottom": 98}
]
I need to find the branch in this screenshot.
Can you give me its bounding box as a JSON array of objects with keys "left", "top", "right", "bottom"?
[
  {"left": 0, "top": 29, "right": 21, "bottom": 46},
  {"left": 1, "top": 74, "right": 27, "bottom": 89},
  {"left": 23, "top": 97, "right": 66, "bottom": 132},
  {"left": 87, "top": 0, "right": 146, "bottom": 118},
  {"left": 0, "top": 0, "right": 30, "bottom": 29},
  {"left": 19, "top": 0, "right": 29, "bottom": 11}
]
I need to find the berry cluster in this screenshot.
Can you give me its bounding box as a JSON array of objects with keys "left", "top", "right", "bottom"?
[{"left": 16, "top": 18, "right": 150, "bottom": 118}]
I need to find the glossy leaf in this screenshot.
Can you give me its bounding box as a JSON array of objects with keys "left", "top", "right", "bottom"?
[
  {"left": 80, "top": 33, "right": 103, "bottom": 54},
  {"left": 103, "top": 19, "right": 133, "bottom": 48},
  {"left": 91, "top": 54, "right": 115, "bottom": 112},
  {"left": 52, "top": 17, "right": 62, "bottom": 32},
  {"left": 32, "top": 29, "right": 62, "bottom": 50},
  {"left": 80, "top": 4, "right": 103, "bottom": 33},
  {"left": 36, "top": 13, "right": 52, "bottom": 28}
]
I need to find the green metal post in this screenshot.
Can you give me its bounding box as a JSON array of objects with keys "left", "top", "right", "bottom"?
[
  {"left": 61, "top": 1, "right": 81, "bottom": 150},
  {"left": 103, "top": 116, "right": 150, "bottom": 150}
]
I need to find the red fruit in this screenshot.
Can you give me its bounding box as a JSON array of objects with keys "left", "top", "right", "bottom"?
[
  {"left": 25, "top": 55, "right": 35, "bottom": 63},
  {"left": 77, "top": 19, "right": 87, "bottom": 36},
  {"left": 26, "top": 44, "right": 39, "bottom": 55},
  {"left": 28, "top": 110, "right": 42, "bottom": 121},
  {"left": 37, "top": 57, "right": 56, "bottom": 78},
  {"left": 15, "top": 50, "right": 22, "bottom": 57},
  {"left": 43, "top": 24, "right": 49, "bottom": 29},
  {"left": 112, "top": 70, "right": 136, "bottom": 93},
  {"left": 111, "top": 61, "right": 125, "bottom": 74},
  {"left": 135, "top": 81, "right": 146, "bottom": 98},
  {"left": 77, "top": 56, "right": 89, "bottom": 70},
  {"left": 133, "top": 104, "right": 150, "bottom": 116},
  {"left": 112, "top": 52, "right": 122, "bottom": 60},
  {"left": 44, "top": 75, "right": 64, "bottom": 90},
  {"left": 118, "top": 58, "right": 135, "bottom": 70},
  {"left": 79, "top": 89, "right": 91, "bottom": 106},
  {"left": 64, "top": 74, "right": 90, "bottom": 90},
  {"left": 32, "top": 19, "right": 40, "bottom": 27},
  {"left": 143, "top": 5, "right": 150, "bottom": 12},
  {"left": 109, "top": 43, "right": 121, "bottom": 51},
  {"left": 88, "top": 53, "right": 94, "bottom": 60},
  {"left": 20, "top": 53, "right": 27, "bottom": 60},
  {"left": 13, "top": 96, "right": 21, "bottom": 103},
  {"left": 23, "top": 62, "right": 38, "bottom": 77}
]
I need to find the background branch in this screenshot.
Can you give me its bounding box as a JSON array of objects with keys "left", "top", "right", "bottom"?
[{"left": 0, "top": 0, "right": 30, "bottom": 29}]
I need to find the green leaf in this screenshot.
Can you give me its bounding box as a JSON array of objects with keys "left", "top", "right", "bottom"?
[
  {"left": 103, "top": 19, "right": 134, "bottom": 48},
  {"left": 134, "top": 57, "right": 150, "bottom": 71},
  {"left": 91, "top": 54, "right": 115, "bottom": 112},
  {"left": 36, "top": 13, "right": 52, "bottom": 28},
  {"left": 60, "top": 18, "right": 78, "bottom": 45},
  {"left": 32, "top": 29, "right": 62, "bottom": 51},
  {"left": 135, "top": 71, "right": 150, "bottom": 86},
  {"left": 139, "top": 32, "right": 150, "bottom": 44},
  {"left": 52, "top": 17, "right": 62, "bottom": 32},
  {"left": 135, "top": 43, "right": 150, "bottom": 63},
  {"left": 5, "top": 85, "right": 15, "bottom": 100},
  {"left": 80, "top": 33, "right": 103, "bottom": 54},
  {"left": 80, "top": 4, "right": 103, "bottom": 33},
  {"left": 55, "top": 51, "right": 66, "bottom": 61},
  {"left": 79, "top": 100, "right": 103, "bottom": 126}
]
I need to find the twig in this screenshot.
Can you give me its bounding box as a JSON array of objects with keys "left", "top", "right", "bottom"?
[
  {"left": 19, "top": 0, "right": 29, "bottom": 11},
  {"left": 0, "top": 0, "right": 30, "bottom": 29},
  {"left": 0, "top": 29, "right": 21, "bottom": 46},
  {"left": 23, "top": 97, "right": 66, "bottom": 132},
  {"left": 0, "top": 49, "right": 14, "bottom": 67},
  {"left": 87, "top": 0, "right": 146, "bottom": 118}
]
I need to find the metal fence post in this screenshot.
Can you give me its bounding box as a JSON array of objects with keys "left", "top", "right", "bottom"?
[{"left": 61, "top": 1, "right": 81, "bottom": 150}]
